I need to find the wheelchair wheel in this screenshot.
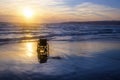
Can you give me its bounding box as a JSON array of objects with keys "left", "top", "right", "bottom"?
[{"left": 39, "top": 55, "right": 48, "bottom": 63}]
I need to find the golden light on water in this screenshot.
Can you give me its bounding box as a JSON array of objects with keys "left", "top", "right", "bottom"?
[{"left": 26, "top": 42, "right": 34, "bottom": 57}]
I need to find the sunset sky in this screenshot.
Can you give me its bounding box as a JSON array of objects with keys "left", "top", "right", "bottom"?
[{"left": 0, "top": 0, "right": 120, "bottom": 23}]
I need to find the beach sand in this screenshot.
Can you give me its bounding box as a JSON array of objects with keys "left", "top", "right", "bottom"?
[{"left": 0, "top": 40, "right": 120, "bottom": 80}]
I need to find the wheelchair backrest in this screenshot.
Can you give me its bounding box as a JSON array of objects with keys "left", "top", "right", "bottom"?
[{"left": 38, "top": 39, "right": 47, "bottom": 46}]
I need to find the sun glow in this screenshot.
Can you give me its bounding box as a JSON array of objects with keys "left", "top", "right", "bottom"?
[{"left": 22, "top": 7, "right": 34, "bottom": 19}]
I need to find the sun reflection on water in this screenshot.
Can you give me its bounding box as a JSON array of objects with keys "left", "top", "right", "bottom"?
[{"left": 25, "top": 42, "right": 35, "bottom": 57}]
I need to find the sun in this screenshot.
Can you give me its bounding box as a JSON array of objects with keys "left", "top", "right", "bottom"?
[{"left": 22, "top": 7, "right": 34, "bottom": 19}]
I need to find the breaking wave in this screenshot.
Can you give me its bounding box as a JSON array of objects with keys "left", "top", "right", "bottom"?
[{"left": 0, "top": 23, "right": 120, "bottom": 44}]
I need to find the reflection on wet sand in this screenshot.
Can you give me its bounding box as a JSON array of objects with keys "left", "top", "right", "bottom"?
[
  {"left": 0, "top": 41, "right": 120, "bottom": 79},
  {"left": 0, "top": 41, "right": 120, "bottom": 64},
  {"left": 0, "top": 41, "right": 37, "bottom": 64},
  {"left": 25, "top": 42, "right": 35, "bottom": 57},
  {"left": 50, "top": 41, "right": 120, "bottom": 58}
]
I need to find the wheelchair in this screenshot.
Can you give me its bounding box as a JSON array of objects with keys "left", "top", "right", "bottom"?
[{"left": 37, "top": 39, "right": 49, "bottom": 63}]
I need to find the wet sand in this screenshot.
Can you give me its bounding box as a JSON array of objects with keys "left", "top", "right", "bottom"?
[{"left": 0, "top": 40, "right": 120, "bottom": 80}]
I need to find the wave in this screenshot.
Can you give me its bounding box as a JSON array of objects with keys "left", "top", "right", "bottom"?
[{"left": 0, "top": 23, "right": 120, "bottom": 44}]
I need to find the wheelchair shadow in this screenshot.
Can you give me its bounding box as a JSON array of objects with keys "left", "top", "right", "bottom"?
[{"left": 49, "top": 56, "right": 62, "bottom": 60}]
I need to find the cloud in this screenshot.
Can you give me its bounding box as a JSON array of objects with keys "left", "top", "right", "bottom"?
[
  {"left": 74, "top": 2, "right": 120, "bottom": 21},
  {"left": 38, "top": 2, "right": 120, "bottom": 22},
  {"left": 0, "top": 1, "right": 120, "bottom": 22}
]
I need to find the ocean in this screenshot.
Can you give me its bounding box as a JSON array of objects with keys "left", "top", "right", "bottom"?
[
  {"left": 0, "top": 22, "right": 120, "bottom": 80},
  {"left": 0, "top": 22, "right": 120, "bottom": 44}
]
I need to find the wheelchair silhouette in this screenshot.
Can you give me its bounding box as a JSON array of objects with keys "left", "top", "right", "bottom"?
[{"left": 37, "top": 39, "right": 49, "bottom": 63}]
